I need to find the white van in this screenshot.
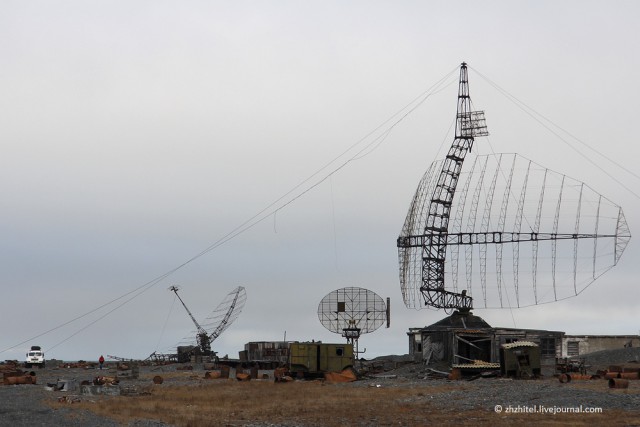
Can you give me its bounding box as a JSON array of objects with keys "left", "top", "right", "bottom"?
[{"left": 25, "top": 345, "right": 45, "bottom": 368}]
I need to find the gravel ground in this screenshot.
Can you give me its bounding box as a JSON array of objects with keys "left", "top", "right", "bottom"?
[
  {"left": 360, "top": 350, "right": 640, "bottom": 416},
  {"left": 362, "top": 375, "right": 640, "bottom": 412},
  {"left": 582, "top": 347, "right": 640, "bottom": 371},
  {"left": 0, "top": 364, "right": 171, "bottom": 427},
  {"left": 0, "top": 379, "right": 120, "bottom": 426},
  {"left": 2, "top": 356, "right": 640, "bottom": 426}
]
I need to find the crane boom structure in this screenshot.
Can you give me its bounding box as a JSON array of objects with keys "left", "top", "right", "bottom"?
[{"left": 170, "top": 286, "right": 212, "bottom": 355}]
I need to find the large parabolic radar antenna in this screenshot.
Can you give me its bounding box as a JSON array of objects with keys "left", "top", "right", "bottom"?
[{"left": 397, "top": 63, "right": 631, "bottom": 311}]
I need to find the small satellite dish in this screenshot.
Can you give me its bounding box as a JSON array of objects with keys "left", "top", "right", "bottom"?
[{"left": 318, "top": 287, "right": 390, "bottom": 355}]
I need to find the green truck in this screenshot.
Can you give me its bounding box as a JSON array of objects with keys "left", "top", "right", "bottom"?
[{"left": 288, "top": 342, "right": 353, "bottom": 378}]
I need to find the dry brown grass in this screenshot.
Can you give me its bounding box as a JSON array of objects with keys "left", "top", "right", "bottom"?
[{"left": 66, "top": 378, "right": 640, "bottom": 427}]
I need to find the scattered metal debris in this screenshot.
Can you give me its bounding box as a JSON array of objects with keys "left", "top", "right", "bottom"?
[
  {"left": 324, "top": 368, "right": 357, "bottom": 383},
  {"left": 80, "top": 384, "right": 121, "bottom": 396},
  {"left": 93, "top": 376, "right": 119, "bottom": 386},
  {"left": 3, "top": 370, "right": 37, "bottom": 385},
  {"left": 3, "top": 374, "right": 36, "bottom": 385},
  {"left": 57, "top": 395, "right": 81, "bottom": 404},
  {"left": 556, "top": 357, "right": 589, "bottom": 375}
]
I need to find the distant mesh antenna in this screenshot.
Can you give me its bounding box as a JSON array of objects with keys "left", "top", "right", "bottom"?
[
  {"left": 170, "top": 286, "right": 247, "bottom": 358},
  {"left": 318, "top": 287, "right": 389, "bottom": 358}
]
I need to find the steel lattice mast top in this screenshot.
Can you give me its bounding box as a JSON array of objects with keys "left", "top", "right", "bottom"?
[
  {"left": 397, "top": 62, "right": 630, "bottom": 312},
  {"left": 400, "top": 62, "right": 487, "bottom": 311}
]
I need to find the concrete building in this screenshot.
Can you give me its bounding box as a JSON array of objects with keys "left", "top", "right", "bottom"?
[{"left": 561, "top": 335, "right": 640, "bottom": 357}]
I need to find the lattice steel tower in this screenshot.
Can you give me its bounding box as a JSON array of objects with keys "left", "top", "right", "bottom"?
[{"left": 402, "top": 62, "right": 487, "bottom": 311}]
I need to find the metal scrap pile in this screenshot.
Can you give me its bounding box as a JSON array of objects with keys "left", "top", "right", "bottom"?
[
  {"left": 93, "top": 375, "right": 119, "bottom": 386},
  {"left": 2, "top": 369, "right": 37, "bottom": 385},
  {"left": 600, "top": 364, "right": 640, "bottom": 380}
]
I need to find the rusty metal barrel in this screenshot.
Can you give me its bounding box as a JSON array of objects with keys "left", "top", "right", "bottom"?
[
  {"left": 204, "top": 370, "right": 221, "bottom": 379},
  {"left": 236, "top": 373, "right": 251, "bottom": 381},
  {"left": 608, "top": 378, "right": 629, "bottom": 389},
  {"left": 448, "top": 368, "right": 462, "bottom": 381},
  {"left": 220, "top": 365, "right": 230, "bottom": 379},
  {"left": 559, "top": 374, "right": 571, "bottom": 383}
]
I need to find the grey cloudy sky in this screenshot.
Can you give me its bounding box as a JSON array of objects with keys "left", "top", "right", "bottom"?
[{"left": 1, "top": 1, "right": 638, "bottom": 362}]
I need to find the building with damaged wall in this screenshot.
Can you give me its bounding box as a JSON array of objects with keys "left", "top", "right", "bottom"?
[{"left": 407, "top": 311, "right": 564, "bottom": 375}]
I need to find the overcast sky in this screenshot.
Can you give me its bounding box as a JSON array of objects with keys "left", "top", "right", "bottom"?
[{"left": 1, "top": 1, "right": 638, "bottom": 362}]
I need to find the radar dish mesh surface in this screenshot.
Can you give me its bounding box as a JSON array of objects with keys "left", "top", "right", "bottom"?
[
  {"left": 179, "top": 286, "right": 247, "bottom": 347},
  {"left": 397, "top": 62, "right": 630, "bottom": 312},
  {"left": 398, "top": 152, "right": 630, "bottom": 309},
  {"left": 318, "top": 287, "right": 387, "bottom": 335},
  {"left": 200, "top": 286, "right": 247, "bottom": 341}
]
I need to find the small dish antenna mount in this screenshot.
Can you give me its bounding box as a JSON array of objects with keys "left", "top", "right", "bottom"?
[{"left": 318, "top": 287, "right": 390, "bottom": 358}]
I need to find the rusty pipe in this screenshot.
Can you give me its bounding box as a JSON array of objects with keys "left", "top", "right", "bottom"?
[
  {"left": 619, "top": 372, "right": 640, "bottom": 380},
  {"left": 569, "top": 374, "right": 595, "bottom": 381},
  {"left": 608, "top": 378, "right": 629, "bottom": 389}
]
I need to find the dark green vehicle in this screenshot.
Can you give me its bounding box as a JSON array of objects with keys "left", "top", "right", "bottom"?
[{"left": 288, "top": 342, "right": 353, "bottom": 378}]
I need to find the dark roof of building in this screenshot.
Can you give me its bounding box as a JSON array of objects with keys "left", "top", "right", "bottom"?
[{"left": 424, "top": 311, "right": 493, "bottom": 331}]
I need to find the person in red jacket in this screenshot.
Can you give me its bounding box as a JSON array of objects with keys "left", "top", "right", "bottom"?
[{"left": 99, "top": 355, "right": 105, "bottom": 370}]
